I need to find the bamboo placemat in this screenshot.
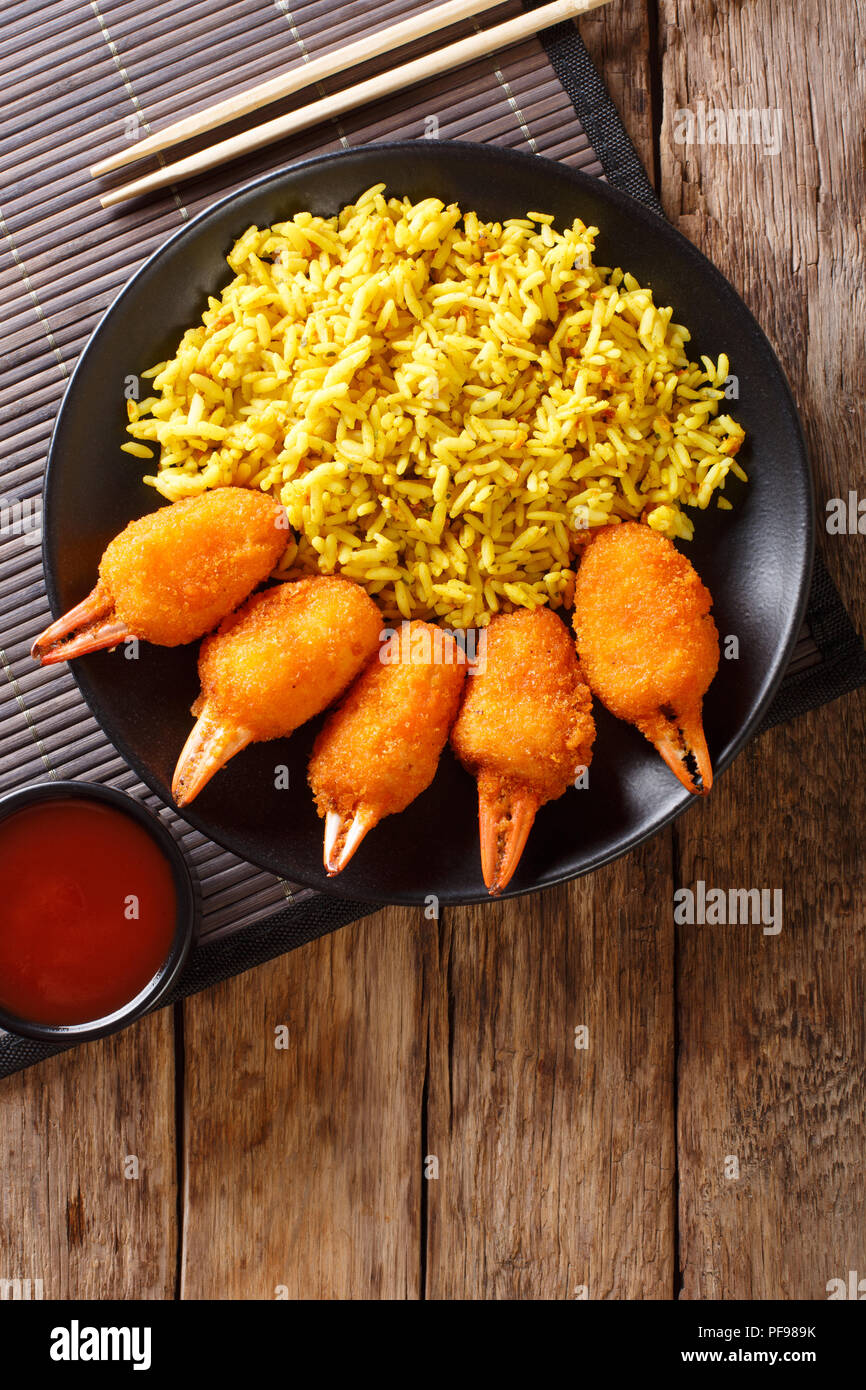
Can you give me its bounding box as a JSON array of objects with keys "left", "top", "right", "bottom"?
[
  {"left": 1, "top": 0, "right": 603, "bottom": 948},
  {"left": 2, "top": 0, "right": 864, "bottom": 1075}
]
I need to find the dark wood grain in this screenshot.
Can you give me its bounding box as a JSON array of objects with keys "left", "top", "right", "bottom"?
[
  {"left": 673, "top": 704, "right": 866, "bottom": 1299},
  {"left": 425, "top": 856, "right": 675, "bottom": 1299},
  {"left": 659, "top": 0, "right": 866, "bottom": 1298},
  {"left": 179, "top": 909, "right": 426, "bottom": 1299},
  {"left": 0, "top": 1014, "right": 177, "bottom": 1298},
  {"left": 580, "top": 0, "right": 657, "bottom": 176}
]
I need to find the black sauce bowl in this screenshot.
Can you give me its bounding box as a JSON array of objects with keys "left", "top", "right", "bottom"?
[{"left": 0, "top": 780, "right": 196, "bottom": 1043}]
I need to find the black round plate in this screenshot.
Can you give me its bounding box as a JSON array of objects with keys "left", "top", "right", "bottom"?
[{"left": 42, "top": 142, "right": 813, "bottom": 905}]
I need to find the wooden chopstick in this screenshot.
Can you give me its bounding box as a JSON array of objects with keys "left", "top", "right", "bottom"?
[
  {"left": 99, "top": 0, "right": 614, "bottom": 208},
  {"left": 92, "top": 0, "right": 512, "bottom": 177}
]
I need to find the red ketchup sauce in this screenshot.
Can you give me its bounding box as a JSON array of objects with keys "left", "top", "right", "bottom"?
[{"left": 0, "top": 799, "right": 177, "bottom": 1025}]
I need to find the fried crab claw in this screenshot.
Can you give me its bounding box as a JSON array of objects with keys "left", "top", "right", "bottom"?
[
  {"left": 322, "top": 806, "right": 380, "bottom": 877},
  {"left": 171, "top": 576, "right": 381, "bottom": 808},
  {"left": 31, "top": 487, "right": 290, "bottom": 666},
  {"left": 450, "top": 607, "right": 596, "bottom": 896},
  {"left": 572, "top": 521, "right": 719, "bottom": 796},
  {"left": 309, "top": 620, "right": 467, "bottom": 875},
  {"left": 170, "top": 703, "right": 256, "bottom": 809}
]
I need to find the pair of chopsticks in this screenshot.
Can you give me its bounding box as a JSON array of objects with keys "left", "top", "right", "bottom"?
[{"left": 94, "top": 0, "right": 613, "bottom": 207}]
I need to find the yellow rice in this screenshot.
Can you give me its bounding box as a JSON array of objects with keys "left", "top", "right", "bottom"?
[{"left": 126, "top": 185, "right": 746, "bottom": 627}]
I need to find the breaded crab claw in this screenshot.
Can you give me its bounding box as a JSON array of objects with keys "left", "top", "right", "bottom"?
[
  {"left": 308, "top": 620, "right": 467, "bottom": 875},
  {"left": 450, "top": 607, "right": 596, "bottom": 895},
  {"left": 31, "top": 487, "right": 289, "bottom": 665},
  {"left": 171, "top": 575, "right": 381, "bottom": 807},
  {"left": 572, "top": 521, "right": 719, "bottom": 794}
]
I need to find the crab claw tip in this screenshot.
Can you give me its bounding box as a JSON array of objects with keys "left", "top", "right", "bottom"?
[
  {"left": 171, "top": 707, "right": 253, "bottom": 807},
  {"left": 645, "top": 707, "right": 713, "bottom": 795},
  {"left": 31, "top": 587, "right": 128, "bottom": 665},
  {"left": 323, "top": 807, "right": 376, "bottom": 875},
  {"left": 478, "top": 780, "right": 538, "bottom": 896}
]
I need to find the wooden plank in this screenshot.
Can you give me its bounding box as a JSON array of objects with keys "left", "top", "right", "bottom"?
[
  {"left": 579, "top": 0, "right": 658, "bottom": 177},
  {"left": 660, "top": 0, "right": 866, "bottom": 1298},
  {"left": 673, "top": 707, "right": 866, "bottom": 1299},
  {"left": 179, "top": 907, "right": 425, "bottom": 1299},
  {"left": 425, "top": 860, "right": 676, "bottom": 1298},
  {"left": 0, "top": 1012, "right": 177, "bottom": 1298}
]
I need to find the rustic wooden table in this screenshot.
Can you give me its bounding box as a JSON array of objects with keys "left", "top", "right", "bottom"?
[{"left": 2, "top": 0, "right": 863, "bottom": 1300}]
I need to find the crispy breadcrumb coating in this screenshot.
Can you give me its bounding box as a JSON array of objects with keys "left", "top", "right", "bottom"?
[
  {"left": 451, "top": 607, "right": 596, "bottom": 808},
  {"left": 572, "top": 523, "right": 718, "bottom": 726},
  {"left": 194, "top": 576, "right": 382, "bottom": 742},
  {"left": 572, "top": 522, "right": 719, "bottom": 792},
  {"left": 100, "top": 487, "right": 288, "bottom": 646},
  {"left": 309, "top": 620, "right": 466, "bottom": 824}
]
